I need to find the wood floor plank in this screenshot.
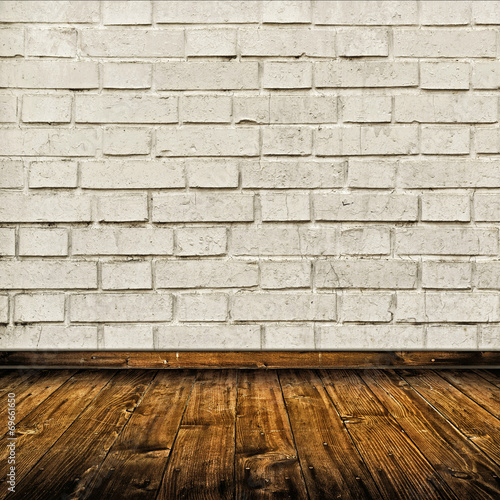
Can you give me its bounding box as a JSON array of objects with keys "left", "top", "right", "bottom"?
[
  {"left": 156, "top": 370, "right": 237, "bottom": 500},
  {"left": 235, "top": 370, "right": 308, "bottom": 499},
  {"left": 474, "top": 369, "right": 500, "bottom": 389},
  {"left": 0, "top": 369, "right": 38, "bottom": 396},
  {"left": 7, "top": 370, "right": 155, "bottom": 500},
  {"left": 279, "top": 369, "right": 382, "bottom": 499},
  {"left": 319, "top": 369, "right": 458, "bottom": 500},
  {"left": 81, "top": 370, "right": 197, "bottom": 500},
  {"left": 0, "top": 370, "right": 114, "bottom": 498},
  {"left": 399, "top": 369, "right": 500, "bottom": 467},
  {"left": 362, "top": 369, "right": 500, "bottom": 499}
]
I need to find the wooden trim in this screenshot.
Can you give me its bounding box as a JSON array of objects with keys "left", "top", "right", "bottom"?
[{"left": 0, "top": 351, "right": 499, "bottom": 369}]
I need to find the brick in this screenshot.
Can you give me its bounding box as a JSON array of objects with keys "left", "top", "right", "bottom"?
[
  {"left": 81, "top": 160, "right": 184, "bottom": 189},
  {"left": 341, "top": 96, "right": 391, "bottom": 123},
  {"left": 421, "top": 62, "right": 470, "bottom": 90},
  {"left": 185, "top": 159, "right": 238, "bottom": 188},
  {"left": 421, "top": 126, "right": 470, "bottom": 155},
  {"left": 70, "top": 293, "right": 172, "bottom": 322},
  {"left": 241, "top": 160, "right": 344, "bottom": 189},
  {"left": 315, "top": 260, "right": 417, "bottom": 289},
  {"left": 0, "top": 94, "right": 16, "bottom": 122},
  {"left": 175, "top": 227, "right": 227, "bottom": 256},
  {"left": 14, "top": 293, "right": 65, "bottom": 322},
  {"left": 0, "top": 194, "right": 92, "bottom": 222},
  {"left": 340, "top": 227, "right": 391, "bottom": 256},
  {"left": 262, "top": 127, "right": 312, "bottom": 156},
  {"left": 153, "top": 193, "right": 253, "bottom": 222},
  {"left": 0, "top": 1, "right": 99, "bottom": 23},
  {"left": 103, "top": 127, "right": 151, "bottom": 156},
  {"left": 262, "top": 1, "right": 311, "bottom": 23},
  {"left": 0, "top": 128, "right": 97, "bottom": 156},
  {"left": 317, "top": 325, "right": 424, "bottom": 350},
  {"left": 0, "top": 261, "right": 97, "bottom": 289},
  {"left": 181, "top": 95, "right": 232, "bottom": 123},
  {"left": 475, "top": 127, "right": 500, "bottom": 153},
  {"left": 480, "top": 326, "right": 500, "bottom": 349},
  {"left": 101, "top": 261, "right": 152, "bottom": 290},
  {"left": 395, "top": 95, "right": 497, "bottom": 123},
  {"left": 102, "top": 63, "right": 152, "bottom": 89},
  {"left": 29, "top": 161, "right": 78, "bottom": 188},
  {"left": 0, "top": 28, "right": 24, "bottom": 56},
  {"left": 477, "top": 262, "right": 500, "bottom": 289},
  {"left": 155, "top": 62, "right": 259, "bottom": 90},
  {"left": 102, "top": 1, "right": 152, "bottom": 25},
  {"left": 263, "top": 325, "right": 315, "bottom": 350},
  {"left": 314, "top": 193, "right": 417, "bottom": 221},
  {"left": 22, "top": 94, "right": 72, "bottom": 123},
  {"left": 394, "top": 28, "right": 496, "bottom": 57},
  {"left": 341, "top": 293, "right": 394, "bottom": 322},
  {"left": 420, "top": 1, "right": 470, "bottom": 25},
  {"left": 421, "top": 194, "right": 470, "bottom": 222},
  {"left": 0, "top": 61, "right": 98, "bottom": 89},
  {"left": 234, "top": 96, "right": 270, "bottom": 124},
  {"left": 156, "top": 325, "right": 261, "bottom": 350},
  {"left": 315, "top": 61, "right": 418, "bottom": 88},
  {"left": 239, "top": 28, "right": 335, "bottom": 57},
  {"left": 269, "top": 95, "right": 337, "bottom": 124},
  {"left": 474, "top": 194, "right": 500, "bottom": 221},
  {"left": 0, "top": 296, "right": 8, "bottom": 323},
  {"left": 347, "top": 160, "right": 397, "bottom": 188},
  {"left": 96, "top": 194, "right": 148, "bottom": 222},
  {"left": 156, "top": 260, "right": 258, "bottom": 288},
  {"left": 473, "top": 62, "right": 500, "bottom": 89},
  {"left": 395, "top": 227, "right": 498, "bottom": 255},
  {"left": 19, "top": 228, "right": 68, "bottom": 256},
  {"left": 0, "top": 228, "right": 15, "bottom": 256},
  {"left": 81, "top": 29, "right": 183, "bottom": 57},
  {"left": 186, "top": 29, "right": 236, "bottom": 56},
  {"left": 233, "top": 292, "right": 336, "bottom": 321},
  {"left": 427, "top": 326, "right": 477, "bottom": 350},
  {"left": 337, "top": 28, "right": 389, "bottom": 57},
  {"left": 261, "top": 192, "right": 310, "bottom": 221},
  {"left": 103, "top": 325, "right": 154, "bottom": 349},
  {"left": 157, "top": 126, "right": 259, "bottom": 157},
  {"left": 394, "top": 292, "right": 426, "bottom": 323},
  {"left": 231, "top": 224, "right": 337, "bottom": 256},
  {"left": 263, "top": 62, "right": 312, "bottom": 89},
  {"left": 422, "top": 261, "right": 472, "bottom": 289},
  {"left": 426, "top": 292, "right": 499, "bottom": 322},
  {"left": 177, "top": 293, "right": 228, "bottom": 321},
  {"left": 260, "top": 261, "right": 311, "bottom": 289},
  {"left": 26, "top": 28, "right": 76, "bottom": 57},
  {"left": 72, "top": 228, "right": 173, "bottom": 256},
  {"left": 473, "top": 1, "right": 500, "bottom": 24},
  {"left": 154, "top": 1, "right": 260, "bottom": 23}
]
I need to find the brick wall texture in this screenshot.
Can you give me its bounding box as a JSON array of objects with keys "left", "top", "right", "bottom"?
[{"left": 1, "top": 0, "right": 500, "bottom": 351}]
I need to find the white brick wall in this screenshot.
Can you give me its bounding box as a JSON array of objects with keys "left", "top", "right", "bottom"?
[{"left": 0, "top": 0, "right": 499, "bottom": 352}]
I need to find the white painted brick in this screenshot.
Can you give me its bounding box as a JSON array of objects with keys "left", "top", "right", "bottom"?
[
  {"left": 421, "top": 62, "right": 470, "bottom": 90},
  {"left": 175, "top": 227, "right": 227, "bottom": 256},
  {"left": 0, "top": 28, "right": 24, "bottom": 57},
  {"left": 102, "top": 63, "right": 152, "bottom": 89},
  {"left": 480, "top": 326, "right": 500, "bottom": 349},
  {"left": 156, "top": 260, "right": 258, "bottom": 289},
  {"left": 103, "top": 127, "right": 151, "bottom": 156},
  {"left": 420, "top": 1, "right": 470, "bottom": 25},
  {"left": 337, "top": 28, "right": 389, "bottom": 57},
  {"left": 263, "top": 325, "right": 315, "bottom": 350},
  {"left": 0, "top": 261, "right": 97, "bottom": 289},
  {"left": 0, "top": 1, "right": 99, "bottom": 23},
  {"left": 0, "top": 95, "right": 17, "bottom": 122},
  {"left": 19, "top": 228, "right": 68, "bottom": 256},
  {"left": 231, "top": 224, "right": 337, "bottom": 256},
  {"left": 426, "top": 292, "right": 499, "bottom": 322},
  {"left": 186, "top": 29, "right": 236, "bottom": 56},
  {"left": 260, "top": 261, "right": 311, "bottom": 289},
  {"left": 421, "top": 126, "right": 470, "bottom": 155},
  {"left": 185, "top": 159, "right": 238, "bottom": 188},
  {"left": 395, "top": 227, "right": 498, "bottom": 255},
  {"left": 262, "top": 127, "right": 312, "bottom": 155},
  {"left": 177, "top": 293, "right": 228, "bottom": 322},
  {"left": 476, "top": 262, "right": 500, "bottom": 289},
  {"left": 234, "top": 96, "right": 270, "bottom": 124},
  {"left": 156, "top": 325, "right": 261, "bottom": 350},
  {"left": 422, "top": 262, "right": 472, "bottom": 289},
  {"left": 473, "top": 62, "right": 500, "bottom": 89},
  {"left": 233, "top": 292, "right": 336, "bottom": 321},
  {"left": 182, "top": 95, "right": 232, "bottom": 123},
  {"left": 263, "top": 62, "right": 312, "bottom": 89},
  {"left": 269, "top": 96, "right": 337, "bottom": 124},
  {"left": 341, "top": 293, "right": 394, "bottom": 322},
  {"left": 22, "top": 95, "right": 72, "bottom": 123},
  {"left": 340, "top": 227, "right": 391, "bottom": 256},
  {"left": 474, "top": 194, "right": 500, "bottom": 221},
  {"left": 315, "top": 260, "right": 417, "bottom": 289},
  {"left": 96, "top": 194, "right": 148, "bottom": 222},
  {"left": 0, "top": 296, "right": 8, "bottom": 324},
  {"left": 102, "top": 1, "right": 152, "bottom": 25},
  {"left": 347, "top": 160, "right": 397, "bottom": 188},
  {"left": 421, "top": 194, "right": 470, "bottom": 222},
  {"left": 72, "top": 228, "right": 173, "bottom": 256},
  {"left": 341, "top": 96, "right": 391, "bottom": 123},
  {"left": 153, "top": 193, "right": 254, "bottom": 222},
  {"left": 394, "top": 292, "right": 426, "bottom": 323},
  {"left": 394, "top": 29, "right": 496, "bottom": 57},
  {"left": 475, "top": 127, "right": 500, "bottom": 153},
  {"left": 28, "top": 161, "right": 78, "bottom": 189},
  {"left": 14, "top": 293, "right": 65, "bottom": 322},
  {"left": 261, "top": 192, "right": 310, "bottom": 221},
  {"left": 427, "top": 326, "right": 477, "bottom": 350},
  {"left": 101, "top": 261, "right": 152, "bottom": 290},
  {"left": 70, "top": 293, "right": 172, "bottom": 322},
  {"left": 26, "top": 28, "right": 76, "bottom": 57},
  {"left": 262, "top": 1, "right": 311, "bottom": 23},
  {"left": 0, "top": 228, "right": 16, "bottom": 256},
  {"left": 103, "top": 325, "right": 154, "bottom": 350},
  {"left": 473, "top": 1, "right": 500, "bottom": 24}
]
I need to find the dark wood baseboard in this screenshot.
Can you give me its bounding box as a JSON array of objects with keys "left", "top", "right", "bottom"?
[{"left": 0, "top": 351, "right": 499, "bottom": 369}]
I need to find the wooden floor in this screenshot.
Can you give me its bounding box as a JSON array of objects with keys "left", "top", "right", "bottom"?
[{"left": 1, "top": 369, "right": 500, "bottom": 499}]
